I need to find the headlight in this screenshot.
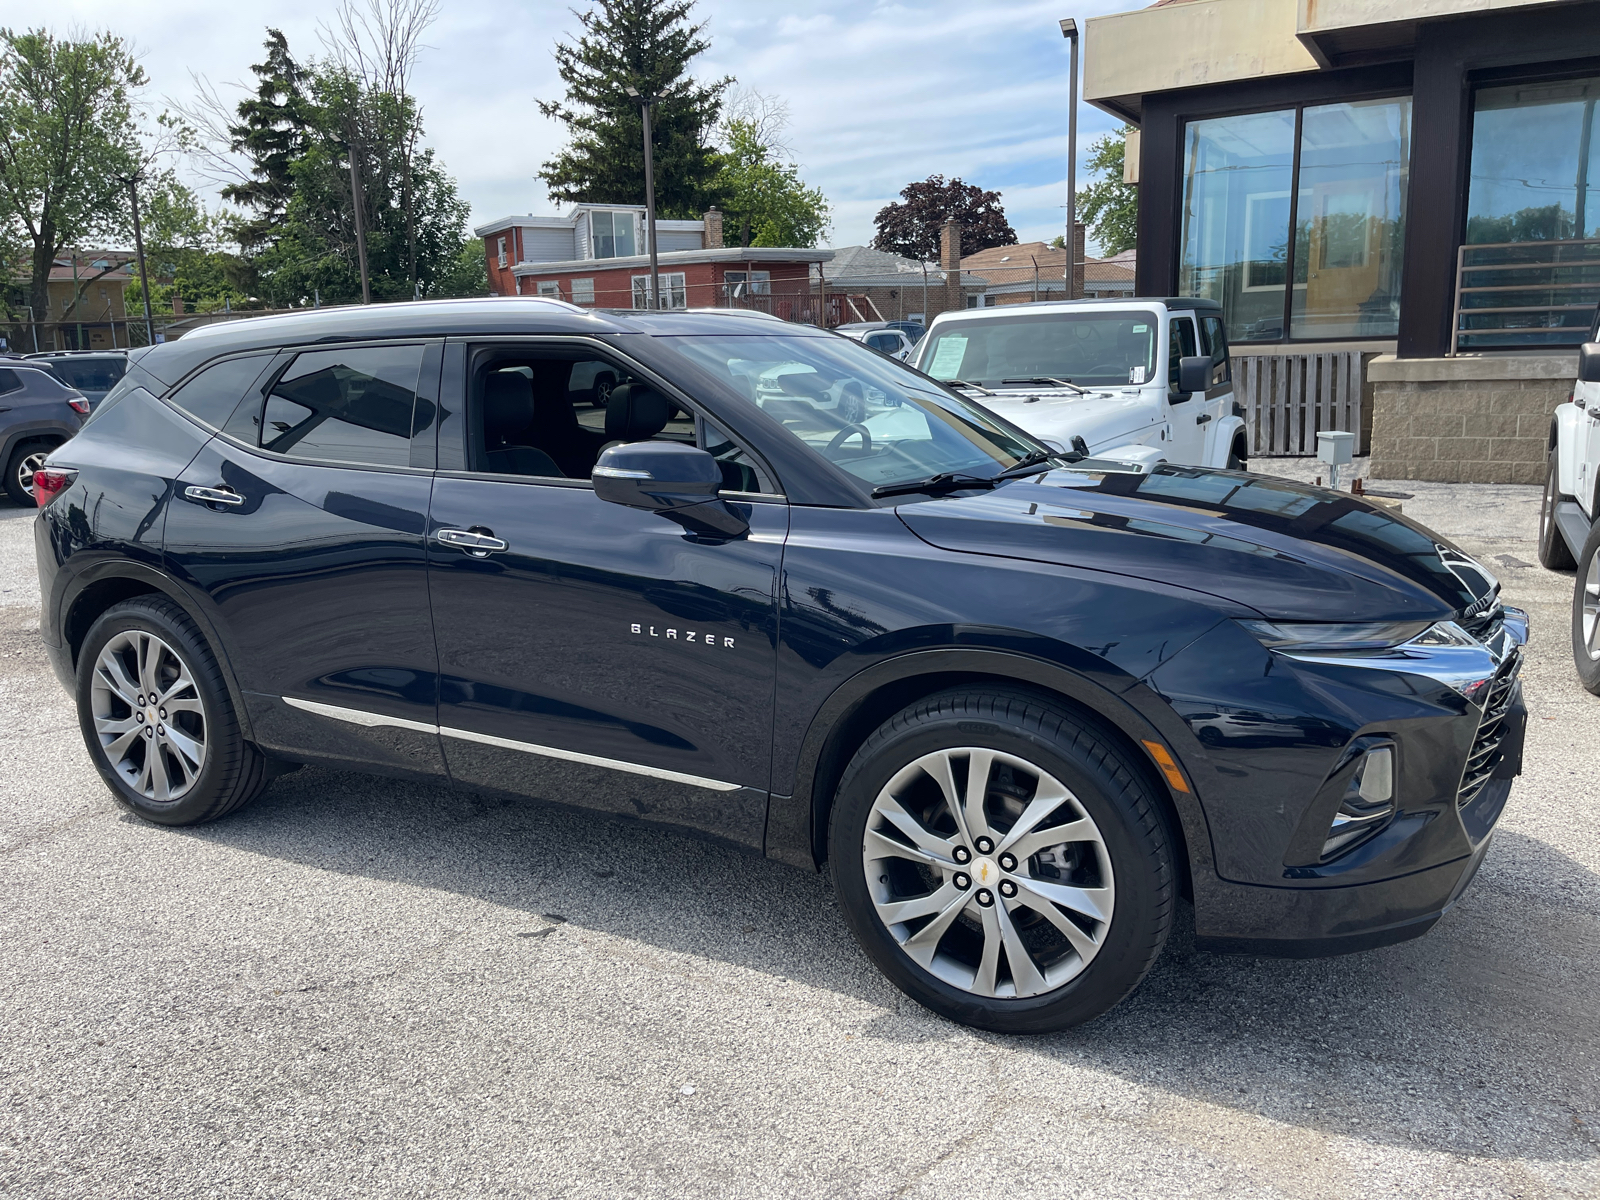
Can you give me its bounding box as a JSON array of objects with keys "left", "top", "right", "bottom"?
[{"left": 1236, "top": 619, "right": 1435, "bottom": 652}]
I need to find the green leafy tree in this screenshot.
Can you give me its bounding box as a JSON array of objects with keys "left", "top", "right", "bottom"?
[
  {"left": 872, "top": 176, "right": 1016, "bottom": 261},
  {"left": 537, "top": 0, "right": 731, "bottom": 217},
  {"left": 221, "top": 29, "right": 308, "bottom": 253},
  {"left": 714, "top": 119, "right": 829, "bottom": 247},
  {"left": 250, "top": 63, "right": 470, "bottom": 306},
  {"left": 1077, "top": 126, "right": 1138, "bottom": 256},
  {"left": 0, "top": 29, "right": 145, "bottom": 324},
  {"left": 435, "top": 237, "right": 488, "bottom": 297}
]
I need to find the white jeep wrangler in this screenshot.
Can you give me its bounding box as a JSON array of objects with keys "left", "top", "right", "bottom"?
[
  {"left": 909, "top": 298, "right": 1250, "bottom": 473},
  {"left": 1539, "top": 308, "right": 1600, "bottom": 694}
]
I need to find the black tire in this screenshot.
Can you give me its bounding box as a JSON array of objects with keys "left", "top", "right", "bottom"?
[
  {"left": 4, "top": 439, "right": 56, "bottom": 506},
  {"left": 592, "top": 373, "right": 615, "bottom": 408},
  {"left": 1573, "top": 523, "right": 1600, "bottom": 696},
  {"left": 1540, "top": 453, "right": 1579, "bottom": 570},
  {"left": 76, "top": 595, "right": 270, "bottom": 825},
  {"left": 828, "top": 688, "right": 1176, "bottom": 1033},
  {"left": 1226, "top": 438, "right": 1248, "bottom": 472}
]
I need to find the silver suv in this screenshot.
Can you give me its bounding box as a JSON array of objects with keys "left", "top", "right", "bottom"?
[{"left": 0, "top": 362, "right": 89, "bottom": 504}]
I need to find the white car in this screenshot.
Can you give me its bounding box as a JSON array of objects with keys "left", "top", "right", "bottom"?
[
  {"left": 838, "top": 327, "right": 915, "bottom": 362},
  {"left": 909, "top": 299, "right": 1249, "bottom": 473},
  {"left": 1537, "top": 305, "right": 1600, "bottom": 693}
]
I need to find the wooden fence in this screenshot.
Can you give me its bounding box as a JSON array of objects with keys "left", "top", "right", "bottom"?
[{"left": 1233, "top": 350, "right": 1367, "bottom": 456}]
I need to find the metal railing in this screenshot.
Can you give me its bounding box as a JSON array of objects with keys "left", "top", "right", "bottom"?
[{"left": 1450, "top": 237, "right": 1600, "bottom": 355}]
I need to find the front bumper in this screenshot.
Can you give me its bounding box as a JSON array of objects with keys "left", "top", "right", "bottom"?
[{"left": 1148, "top": 607, "right": 1528, "bottom": 956}]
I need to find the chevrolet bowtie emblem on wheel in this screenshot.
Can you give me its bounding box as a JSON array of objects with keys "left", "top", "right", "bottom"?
[{"left": 631, "top": 622, "right": 735, "bottom": 649}]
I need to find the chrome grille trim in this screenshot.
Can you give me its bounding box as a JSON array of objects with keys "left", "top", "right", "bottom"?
[{"left": 1457, "top": 650, "right": 1521, "bottom": 809}]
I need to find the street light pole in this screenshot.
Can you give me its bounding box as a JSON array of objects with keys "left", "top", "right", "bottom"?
[
  {"left": 626, "top": 86, "right": 661, "bottom": 310},
  {"left": 118, "top": 173, "right": 156, "bottom": 346},
  {"left": 1060, "top": 18, "right": 1080, "bottom": 301}
]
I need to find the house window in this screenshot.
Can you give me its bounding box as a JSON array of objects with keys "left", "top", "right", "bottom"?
[
  {"left": 536, "top": 280, "right": 560, "bottom": 298},
  {"left": 1179, "top": 98, "right": 1412, "bottom": 343},
  {"left": 723, "top": 270, "right": 770, "bottom": 297},
  {"left": 497, "top": 237, "right": 508, "bottom": 268},
  {"left": 571, "top": 278, "right": 595, "bottom": 306},
  {"left": 591, "top": 210, "right": 638, "bottom": 259},
  {"left": 632, "top": 273, "right": 687, "bottom": 309}
]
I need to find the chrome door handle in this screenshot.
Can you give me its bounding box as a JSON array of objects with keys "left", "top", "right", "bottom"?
[
  {"left": 184, "top": 485, "right": 244, "bottom": 506},
  {"left": 436, "top": 527, "right": 508, "bottom": 556}
]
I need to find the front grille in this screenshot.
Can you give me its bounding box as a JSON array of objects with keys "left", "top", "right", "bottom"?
[{"left": 1457, "top": 650, "right": 1521, "bottom": 808}]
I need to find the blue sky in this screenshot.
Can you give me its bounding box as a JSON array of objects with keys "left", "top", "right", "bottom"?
[{"left": 42, "top": 0, "right": 1133, "bottom": 252}]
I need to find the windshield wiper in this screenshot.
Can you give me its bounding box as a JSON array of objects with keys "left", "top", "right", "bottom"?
[
  {"left": 992, "top": 449, "right": 1059, "bottom": 480},
  {"left": 1001, "top": 376, "right": 1087, "bottom": 395},
  {"left": 871, "top": 471, "right": 1000, "bottom": 499},
  {"left": 942, "top": 378, "right": 996, "bottom": 396}
]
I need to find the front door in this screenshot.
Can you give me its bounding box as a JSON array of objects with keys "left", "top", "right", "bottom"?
[
  {"left": 165, "top": 341, "right": 446, "bottom": 778},
  {"left": 1163, "top": 314, "right": 1207, "bottom": 465},
  {"left": 424, "top": 341, "right": 785, "bottom": 849}
]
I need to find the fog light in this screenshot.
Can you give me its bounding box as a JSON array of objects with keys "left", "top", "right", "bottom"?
[{"left": 1322, "top": 746, "right": 1396, "bottom": 859}]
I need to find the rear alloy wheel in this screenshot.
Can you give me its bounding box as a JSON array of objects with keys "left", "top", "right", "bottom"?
[
  {"left": 839, "top": 384, "right": 867, "bottom": 425},
  {"left": 830, "top": 689, "right": 1175, "bottom": 1032},
  {"left": 1540, "top": 454, "right": 1578, "bottom": 570},
  {"left": 592, "top": 373, "right": 615, "bottom": 408},
  {"left": 4, "top": 442, "right": 53, "bottom": 506},
  {"left": 1573, "top": 524, "right": 1600, "bottom": 695},
  {"left": 77, "top": 596, "right": 270, "bottom": 824}
]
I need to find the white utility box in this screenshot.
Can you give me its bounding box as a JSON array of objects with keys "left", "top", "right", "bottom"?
[{"left": 1316, "top": 430, "right": 1354, "bottom": 490}]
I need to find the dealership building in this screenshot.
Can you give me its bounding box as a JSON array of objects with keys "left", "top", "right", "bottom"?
[{"left": 1085, "top": 0, "right": 1600, "bottom": 482}]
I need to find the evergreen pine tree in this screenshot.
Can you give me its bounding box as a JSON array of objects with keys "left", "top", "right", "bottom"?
[
  {"left": 222, "top": 29, "right": 308, "bottom": 252},
  {"left": 537, "top": 0, "right": 731, "bottom": 218}
]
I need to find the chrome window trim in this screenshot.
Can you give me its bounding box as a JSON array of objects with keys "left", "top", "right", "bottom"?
[{"left": 281, "top": 695, "right": 741, "bottom": 793}]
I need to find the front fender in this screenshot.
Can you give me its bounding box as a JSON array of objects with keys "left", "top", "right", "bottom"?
[
  {"left": 1210, "top": 414, "right": 1246, "bottom": 465},
  {"left": 1552, "top": 401, "right": 1585, "bottom": 499}
]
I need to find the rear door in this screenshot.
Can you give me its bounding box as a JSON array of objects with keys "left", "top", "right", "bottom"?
[
  {"left": 1196, "top": 313, "right": 1235, "bottom": 466},
  {"left": 423, "top": 338, "right": 785, "bottom": 849},
  {"left": 164, "top": 341, "right": 446, "bottom": 777},
  {"left": 1582, "top": 308, "right": 1600, "bottom": 517}
]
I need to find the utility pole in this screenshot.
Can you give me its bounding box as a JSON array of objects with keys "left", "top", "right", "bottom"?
[
  {"left": 348, "top": 132, "right": 372, "bottom": 305},
  {"left": 1060, "top": 18, "right": 1080, "bottom": 301},
  {"left": 626, "top": 87, "right": 661, "bottom": 309},
  {"left": 119, "top": 173, "right": 156, "bottom": 347}
]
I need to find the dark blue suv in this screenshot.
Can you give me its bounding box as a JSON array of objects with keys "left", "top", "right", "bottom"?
[{"left": 35, "top": 300, "right": 1527, "bottom": 1031}]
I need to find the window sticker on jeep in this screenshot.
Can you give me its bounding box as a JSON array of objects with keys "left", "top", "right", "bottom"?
[
  {"left": 927, "top": 336, "right": 968, "bottom": 379},
  {"left": 1130, "top": 366, "right": 1146, "bottom": 384}
]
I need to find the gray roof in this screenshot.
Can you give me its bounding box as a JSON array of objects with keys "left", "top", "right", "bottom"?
[{"left": 823, "top": 245, "right": 948, "bottom": 285}]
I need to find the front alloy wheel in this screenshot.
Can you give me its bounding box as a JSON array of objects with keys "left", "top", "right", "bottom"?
[
  {"left": 90, "top": 629, "right": 208, "bottom": 802},
  {"left": 1575, "top": 524, "right": 1600, "bottom": 694},
  {"left": 831, "top": 689, "right": 1175, "bottom": 1033},
  {"left": 863, "top": 748, "right": 1114, "bottom": 998}
]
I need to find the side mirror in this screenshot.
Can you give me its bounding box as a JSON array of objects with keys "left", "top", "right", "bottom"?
[
  {"left": 1177, "top": 355, "right": 1212, "bottom": 398},
  {"left": 1579, "top": 342, "right": 1600, "bottom": 384},
  {"left": 593, "top": 441, "right": 749, "bottom": 537}
]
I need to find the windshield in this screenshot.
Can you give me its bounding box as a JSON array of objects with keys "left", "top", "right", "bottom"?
[
  {"left": 919, "top": 311, "right": 1158, "bottom": 388},
  {"left": 658, "top": 333, "right": 1041, "bottom": 490},
  {"left": 45, "top": 357, "right": 126, "bottom": 392}
]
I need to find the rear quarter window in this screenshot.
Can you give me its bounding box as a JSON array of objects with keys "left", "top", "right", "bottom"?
[{"left": 167, "top": 354, "right": 276, "bottom": 430}]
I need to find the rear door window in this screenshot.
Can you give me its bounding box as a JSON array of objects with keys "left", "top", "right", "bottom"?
[
  {"left": 0, "top": 369, "right": 18, "bottom": 396},
  {"left": 1199, "top": 315, "right": 1231, "bottom": 385},
  {"left": 167, "top": 354, "right": 275, "bottom": 429},
  {"left": 259, "top": 345, "right": 425, "bottom": 468}
]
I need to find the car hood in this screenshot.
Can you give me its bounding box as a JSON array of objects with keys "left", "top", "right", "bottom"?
[
  {"left": 978, "top": 387, "right": 1157, "bottom": 452},
  {"left": 896, "top": 464, "right": 1498, "bottom": 623}
]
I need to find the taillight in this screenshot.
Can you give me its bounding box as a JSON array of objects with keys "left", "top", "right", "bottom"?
[
  {"left": 67, "top": 397, "right": 90, "bottom": 415},
  {"left": 33, "top": 468, "right": 75, "bottom": 508}
]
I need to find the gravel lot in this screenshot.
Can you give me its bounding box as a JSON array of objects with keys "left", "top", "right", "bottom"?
[{"left": 1, "top": 466, "right": 1597, "bottom": 1200}]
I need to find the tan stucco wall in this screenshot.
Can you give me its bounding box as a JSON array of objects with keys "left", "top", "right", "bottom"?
[
  {"left": 1085, "top": 0, "right": 1319, "bottom": 105},
  {"left": 1299, "top": 0, "right": 1570, "bottom": 35}
]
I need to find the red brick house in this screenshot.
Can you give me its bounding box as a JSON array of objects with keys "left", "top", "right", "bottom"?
[{"left": 474, "top": 204, "right": 833, "bottom": 320}]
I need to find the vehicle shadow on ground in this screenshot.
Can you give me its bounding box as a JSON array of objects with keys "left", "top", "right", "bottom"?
[{"left": 176, "top": 764, "right": 1600, "bottom": 1166}]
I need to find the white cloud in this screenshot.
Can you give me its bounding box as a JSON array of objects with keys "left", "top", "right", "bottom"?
[{"left": 34, "top": 0, "right": 1134, "bottom": 249}]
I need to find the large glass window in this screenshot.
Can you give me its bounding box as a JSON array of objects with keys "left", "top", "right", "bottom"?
[
  {"left": 1180, "top": 98, "right": 1411, "bottom": 343},
  {"left": 1462, "top": 76, "right": 1600, "bottom": 348},
  {"left": 1290, "top": 99, "right": 1411, "bottom": 339},
  {"left": 590, "top": 210, "right": 638, "bottom": 259}
]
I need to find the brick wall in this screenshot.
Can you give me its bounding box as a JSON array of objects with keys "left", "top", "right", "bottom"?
[{"left": 1367, "top": 354, "right": 1575, "bottom": 484}]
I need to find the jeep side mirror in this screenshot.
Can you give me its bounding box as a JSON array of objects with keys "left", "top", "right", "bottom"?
[
  {"left": 1177, "top": 355, "right": 1211, "bottom": 398},
  {"left": 592, "top": 441, "right": 749, "bottom": 537},
  {"left": 1579, "top": 342, "right": 1600, "bottom": 384}
]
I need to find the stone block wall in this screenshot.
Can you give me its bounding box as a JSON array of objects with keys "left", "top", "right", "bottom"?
[{"left": 1367, "top": 354, "right": 1575, "bottom": 484}]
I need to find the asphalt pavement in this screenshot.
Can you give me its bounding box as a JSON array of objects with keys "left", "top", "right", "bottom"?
[{"left": 1, "top": 467, "right": 1597, "bottom": 1200}]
